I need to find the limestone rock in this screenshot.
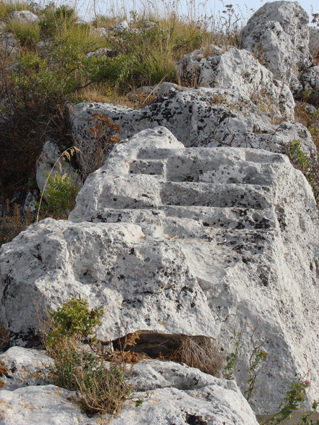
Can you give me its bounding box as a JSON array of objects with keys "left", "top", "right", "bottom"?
[
  {"left": 0, "top": 32, "right": 18, "bottom": 54},
  {"left": 0, "top": 359, "right": 259, "bottom": 425},
  {"left": 0, "top": 347, "right": 53, "bottom": 390},
  {"left": 0, "top": 385, "right": 97, "bottom": 425},
  {"left": 9, "top": 10, "right": 39, "bottom": 24},
  {"left": 240, "top": 1, "right": 312, "bottom": 94},
  {"left": 300, "top": 65, "right": 319, "bottom": 93},
  {"left": 177, "top": 46, "right": 294, "bottom": 119},
  {"left": 1, "top": 127, "right": 319, "bottom": 413},
  {"left": 68, "top": 86, "right": 316, "bottom": 178},
  {"left": 86, "top": 47, "right": 118, "bottom": 59},
  {"left": 113, "top": 20, "right": 129, "bottom": 33},
  {"left": 91, "top": 26, "right": 107, "bottom": 37},
  {"left": 309, "top": 27, "right": 319, "bottom": 61}
]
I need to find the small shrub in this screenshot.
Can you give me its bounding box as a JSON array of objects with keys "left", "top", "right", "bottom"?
[
  {"left": 36, "top": 169, "right": 80, "bottom": 220},
  {"left": 287, "top": 139, "right": 319, "bottom": 205},
  {"left": 260, "top": 381, "right": 319, "bottom": 425},
  {"left": 46, "top": 296, "right": 131, "bottom": 417},
  {"left": 46, "top": 296, "right": 104, "bottom": 347},
  {"left": 6, "top": 19, "right": 40, "bottom": 47}
]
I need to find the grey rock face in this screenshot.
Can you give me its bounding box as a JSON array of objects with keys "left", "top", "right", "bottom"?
[
  {"left": 0, "top": 385, "right": 96, "bottom": 425},
  {"left": 68, "top": 85, "right": 315, "bottom": 178},
  {"left": 300, "top": 65, "right": 319, "bottom": 92},
  {"left": 9, "top": 10, "right": 39, "bottom": 24},
  {"left": 0, "top": 355, "right": 259, "bottom": 425},
  {"left": 241, "top": 1, "right": 312, "bottom": 94},
  {"left": 1, "top": 127, "right": 319, "bottom": 413},
  {"left": 113, "top": 20, "right": 129, "bottom": 32},
  {"left": 177, "top": 46, "right": 294, "bottom": 118},
  {"left": 309, "top": 27, "right": 319, "bottom": 60},
  {"left": 0, "top": 347, "right": 53, "bottom": 390}
]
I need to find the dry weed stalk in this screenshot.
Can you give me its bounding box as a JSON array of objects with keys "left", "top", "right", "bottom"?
[
  {"left": 36, "top": 146, "right": 80, "bottom": 222},
  {"left": 0, "top": 200, "right": 34, "bottom": 248},
  {"left": 172, "top": 335, "right": 223, "bottom": 377},
  {"left": 89, "top": 113, "right": 121, "bottom": 169}
]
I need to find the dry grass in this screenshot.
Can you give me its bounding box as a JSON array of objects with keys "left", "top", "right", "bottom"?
[
  {"left": 0, "top": 201, "right": 34, "bottom": 248},
  {"left": 170, "top": 335, "right": 223, "bottom": 377}
]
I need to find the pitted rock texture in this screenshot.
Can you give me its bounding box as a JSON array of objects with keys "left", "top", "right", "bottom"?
[
  {"left": 1, "top": 127, "right": 319, "bottom": 414},
  {"left": 309, "top": 27, "right": 319, "bottom": 61},
  {"left": 240, "top": 1, "right": 312, "bottom": 95},
  {"left": 300, "top": 65, "right": 319, "bottom": 93},
  {"left": 68, "top": 86, "right": 315, "bottom": 177},
  {"left": 0, "top": 347, "right": 53, "bottom": 390},
  {"left": 0, "top": 354, "right": 259, "bottom": 425},
  {"left": 177, "top": 46, "right": 294, "bottom": 118}
]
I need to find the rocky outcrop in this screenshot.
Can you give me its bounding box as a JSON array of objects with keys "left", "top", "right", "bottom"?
[
  {"left": 241, "top": 1, "right": 312, "bottom": 95},
  {"left": 0, "top": 347, "right": 259, "bottom": 425},
  {"left": 68, "top": 84, "right": 316, "bottom": 178},
  {"left": 177, "top": 46, "right": 294, "bottom": 118},
  {"left": 0, "top": 347, "right": 54, "bottom": 390},
  {"left": 309, "top": 27, "right": 319, "bottom": 61},
  {"left": 1, "top": 127, "right": 319, "bottom": 414},
  {"left": 9, "top": 10, "right": 39, "bottom": 24}
]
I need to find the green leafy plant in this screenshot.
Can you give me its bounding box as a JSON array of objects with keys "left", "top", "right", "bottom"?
[
  {"left": 288, "top": 140, "right": 319, "bottom": 205},
  {"left": 6, "top": 18, "right": 40, "bottom": 46},
  {"left": 260, "top": 381, "right": 319, "bottom": 425},
  {"left": 46, "top": 296, "right": 104, "bottom": 347},
  {"left": 224, "top": 328, "right": 242, "bottom": 380},
  {"left": 46, "top": 296, "right": 131, "bottom": 417},
  {"left": 36, "top": 169, "right": 80, "bottom": 219}
]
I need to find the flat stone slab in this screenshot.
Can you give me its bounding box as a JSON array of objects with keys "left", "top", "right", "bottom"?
[{"left": 0, "top": 357, "right": 259, "bottom": 425}]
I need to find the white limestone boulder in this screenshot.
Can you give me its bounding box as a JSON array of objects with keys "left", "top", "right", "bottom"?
[
  {"left": 1, "top": 127, "right": 319, "bottom": 414},
  {"left": 68, "top": 86, "right": 316, "bottom": 178},
  {"left": 113, "top": 20, "right": 129, "bottom": 33},
  {"left": 240, "top": 1, "right": 312, "bottom": 95},
  {"left": 0, "top": 385, "right": 97, "bottom": 425},
  {"left": 177, "top": 46, "right": 294, "bottom": 118},
  {"left": 0, "top": 359, "right": 259, "bottom": 425},
  {"left": 0, "top": 347, "right": 53, "bottom": 390},
  {"left": 9, "top": 11, "right": 39, "bottom": 24}
]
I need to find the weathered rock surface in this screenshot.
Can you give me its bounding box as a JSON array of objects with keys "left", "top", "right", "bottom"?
[
  {"left": 300, "top": 65, "right": 319, "bottom": 92},
  {"left": 309, "top": 27, "right": 319, "bottom": 61},
  {"left": 0, "top": 385, "right": 95, "bottom": 425},
  {"left": 0, "top": 353, "right": 259, "bottom": 425},
  {"left": 177, "top": 46, "right": 294, "bottom": 118},
  {"left": 241, "top": 1, "right": 312, "bottom": 94},
  {"left": 68, "top": 85, "right": 316, "bottom": 177},
  {"left": 0, "top": 347, "right": 53, "bottom": 390},
  {"left": 9, "top": 10, "right": 39, "bottom": 24},
  {"left": 1, "top": 127, "right": 319, "bottom": 414}
]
